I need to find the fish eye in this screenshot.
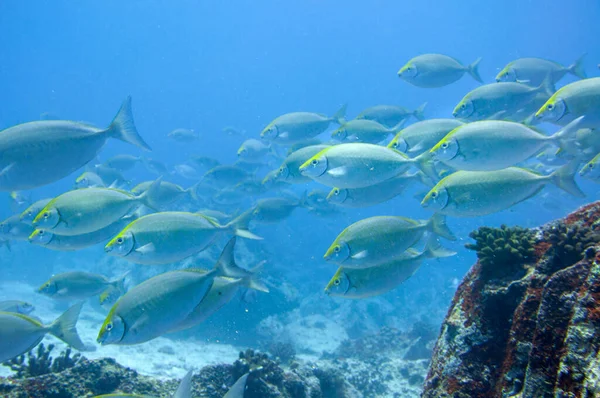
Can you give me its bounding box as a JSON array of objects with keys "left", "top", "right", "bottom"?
[
  {"left": 461, "top": 104, "right": 466, "bottom": 110},
  {"left": 391, "top": 141, "right": 398, "bottom": 148},
  {"left": 106, "top": 323, "right": 113, "bottom": 331},
  {"left": 406, "top": 67, "right": 411, "bottom": 71},
  {"left": 441, "top": 142, "right": 449, "bottom": 149},
  {"left": 334, "top": 278, "right": 341, "bottom": 286},
  {"left": 334, "top": 245, "right": 341, "bottom": 253},
  {"left": 39, "top": 230, "right": 45, "bottom": 236},
  {"left": 116, "top": 237, "right": 124, "bottom": 244},
  {"left": 334, "top": 189, "right": 340, "bottom": 195},
  {"left": 547, "top": 104, "right": 554, "bottom": 110},
  {"left": 431, "top": 191, "right": 438, "bottom": 198},
  {"left": 311, "top": 159, "right": 318, "bottom": 166},
  {"left": 43, "top": 212, "right": 50, "bottom": 219}
]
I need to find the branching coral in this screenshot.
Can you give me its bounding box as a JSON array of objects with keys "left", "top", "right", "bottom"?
[
  {"left": 465, "top": 225, "right": 536, "bottom": 280},
  {"left": 543, "top": 223, "right": 600, "bottom": 272},
  {"left": 2, "top": 344, "right": 81, "bottom": 378}
]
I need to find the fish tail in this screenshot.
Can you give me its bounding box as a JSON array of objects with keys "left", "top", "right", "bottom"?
[
  {"left": 553, "top": 116, "right": 586, "bottom": 146},
  {"left": 226, "top": 209, "right": 263, "bottom": 240},
  {"left": 332, "top": 103, "right": 348, "bottom": 125},
  {"left": 413, "top": 151, "right": 439, "bottom": 181},
  {"left": 467, "top": 57, "right": 483, "bottom": 83},
  {"left": 174, "top": 370, "right": 194, "bottom": 398},
  {"left": 136, "top": 176, "right": 163, "bottom": 211},
  {"left": 550, "top": 161, "right": 586, "bottom": 198},
  {"left": 536, "top": 73, "right": 555, "bottom": 97},
  {"left": 413, "top": 102, "right": 427, "bottom": 121},
  {"left": 568, "top": 53, "right": 587, "bottom": 79},
  {"left": 243, "top": 260, "right": 269, "bottom": 293},
  {"left": 428, "top": 213, "right": 456, "bottom": 241},
  {"left": 106, "top": 96, "right": 152, "bottom": 151},
  {"left": 422, "top": 235, "right": 456, "bottom": 259},
  {"left": 227, "top": 373, "right": 250, "bottom": 397},
  {"left": 49, "top": 302, "right": 87, "bottom": 351},
  {"left": 186, "top": 182, "right": 200, "bottom": 203},
  {"left": 109, "top": 271, "right": 130, "bottom": 294}
]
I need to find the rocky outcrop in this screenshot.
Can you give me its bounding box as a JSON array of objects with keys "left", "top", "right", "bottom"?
[{"left": 422, "top": 202, "right": 600, "bottom": 398}]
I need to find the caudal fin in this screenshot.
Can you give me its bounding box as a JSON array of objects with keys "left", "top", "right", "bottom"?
[
  {"left": 49, "top": 302, "right": 87, "bottom": 351},
  {"left": 109, "top": 271, "right": 130, "bottom": 294},
  {"left": 428, "top": 213, "right": 456, "bottom": 241},
  {"left": 568, "top": 54, "right": 587, "bottom": 79},
  {"left": 173, "top": 370, "right": 193, "bottom": 398},
  {"left": 536, "top": 74, "right": 555, "bottom": 97},
  {"left": 413, "top": 151, "right": 440, "bottom": 182},
  {"left": 107, "top": 96, "right": 152, "bottom": 151},
  {"left": 550, "top": 161, "right": 586, "bottom": 198},
  {"left": 214, "top": 238, "right": 269, "bottom": 293},
  {"left": 225, "top": 210, "right": 262, "bottom": 240},
  {"left": 224, "top": 373, "right": 250, "bottom": 398},
  {"left": 136, "top": 177, "right": 163, "bottom": 211},
  {"left": 413, "top": 102, "right": 427, "bottom": 121},
  {"left": 467, "top": 58, "right": 483, "bottom": 83},
  {"left": 332, "top": 103, "right": 348, "bottom": 125},
  {"left": 422, "top": 236, "right": 457, "bottom": 259}
]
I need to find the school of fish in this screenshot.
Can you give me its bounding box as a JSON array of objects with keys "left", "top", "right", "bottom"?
[{"left": 1, "top": 53, "right": 598, "bottom": 394}]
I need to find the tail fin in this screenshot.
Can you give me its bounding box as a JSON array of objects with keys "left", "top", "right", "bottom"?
[
  {"left": 225, "top": 210, "right": 262, "bottom": 240},
  {"left": 552, "top": 115, "right": 585, "bottom": 145},
  {"left": 550, "top": 161, "right": 585, "bottom": 198},
  {"left": 214, "top": 238, "right": 269, "bottom": 293},
  {"left": 332, "top": 103, "right": 348, "bottom": 125},
  {"left": 412, "top": 151, "right": 439, "bottom": 182},
  {"left": 467, "top": 58, "right": 483, "bottom": 83},
  {"left": 422, "top": 236, "right": 457, "bottom": 259},
  {"left": 413, "top": 102, "right": 427, "bottom": 121},
  {"left": 536, "top": 74, "right": 555, "bottom": 97},
  {"left": 106, "top": 96, "right": 152, "bottom": 151},
  {"left": 428, "top": 213, "right": 456, "bottom": 241},
  {"left": 109, "top": 271, "right": 130, "bottom": 294},
  {"left": 136, "top": 177, "right": 163, "bottom": 211},
  {"left": 243, "top": 260, "right": 269, "bottom": 293},
  {"left": 174, "top": 370, "right": 193, "bottom": 398},
  {"left": 224, "top": 373, "right": 250, "bottom": 398},
  {"left": 568, "top": 54, "right": 587, "bottom": 79},
  {"left": 48, "top": 302, "right": 87, "bottom": 351}
]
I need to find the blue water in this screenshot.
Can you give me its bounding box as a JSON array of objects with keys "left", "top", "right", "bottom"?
[{"left": 1, "top": 0, "right": 599, "bottom": 361}]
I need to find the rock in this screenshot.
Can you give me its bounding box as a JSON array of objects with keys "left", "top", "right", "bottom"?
[{"left": 422, "top": 201, "right": 600, "bottom": 398}]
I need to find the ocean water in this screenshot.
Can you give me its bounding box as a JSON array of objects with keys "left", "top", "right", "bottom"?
[{"left": 0, "top": 0, "right": 599, "bottom": 394}]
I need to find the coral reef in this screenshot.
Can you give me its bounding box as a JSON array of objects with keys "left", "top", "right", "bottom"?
[
  {"left": 422, "top": 201, "right": 600, "bottom": 398},
  {"left": 2, "top": 344, "right": 81, "bottom": 379}
]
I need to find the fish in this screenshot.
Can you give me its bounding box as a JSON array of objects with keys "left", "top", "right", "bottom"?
[
  {"left": 331, "top": 119, "right": 404, "bottom": 144},
  {"left": 266, "top": 145, "right": 330, "bottom": 185},
  {"left": 0, "top": 96, "right": 150, "bottom": 191},
  {"left": 203, "top": 165, "right": 252, "bottom": 188},
  {"left": 535, "top": 77, "right": 600, "bottom": 127},
  {"left": 0, "top": 300, "right": 34, "bottom": 315},
  {"left": 29, "top": 214, "right": 139, "bottom": 251},
  {"left": 496, "top": 55, "right": 587, "bottom": 86},
  {"left": 398, "top": 54, "right": 482, "bottom": 88},
  {"left": 189, "top": 155, "right": 221, "bottom": 170},
  {"left": 103, "top": 154, "right": 142, "bottom": 172},
  {"left": 453, "top": 79, "right": 554, "bottom": 122},
  {"left": 0, "top": 303, "right": 87, "bottom": 362},
  {"left": 237, "top": 139, "right": 273, "bottom": 161},
  {"left": 233, "top": 180, "right": 268, "bottom": 196},
  {"left": 0, "top": 214, "right": 35, "bottom": 241},
  {"left": 224, "top": 373, "right": 250, "bottom": 398},
  {"left": 93, "top": 165, "right": 129, "bottom": 187},
  {"left": 169, "top": 237, "right": 268, "bottom": 332},
  {"left": 143, "top": 157, "right": 169, "bottom": 175},
  {"left": 32, "top": 180, "right": 161, "bottom": 236},
  {"left": 104, "top": 211, "right": 261, "bottom": 265},
  {"left": 222, "top": 126, "right": 246, "bottom": 137},
  {"left": 19, "top": 199, "right": 52, "bottom": 225},
  {"left": 298, "top": 143, "right": 434, "bottom": 189},
  {"left": 325, "top": 238, "right": 456, "bottom": 299},
  {"left": 355, "top": 103, "right": 427, "bottom": 127},
  {"left": 387, "top": 119, "right": 464, "bottom": 156},
  {"left": 131, "top": 180, "right": 197, "bottom": 208},
  {"left": 38, "top": 271, "right": 128, "bottom": 301},
  {"left": 168, "top": 128, "right": 200, "bottom": 142},
  {"left": 326, "top": 171, "right": 433, "bottom": 208},
  {"left": 92, "top": 370, "right": 194, "bottom": 398},
  {"left": 421, "top": 163, "right": 585, "bottom": 217},
  {"left": 195, "top": 209, "right": 237, "bottom": 223},
  {"left": 212, "top": 187, "right": 246, "bottom": 205},
  {"left": 260, "top": 105, "right": 347, "bottom": 145},
  {"left": 97, "top": 269, "right": 219, "bottom": 345},
  {"left": 74, "top": 171, "right": 109, "bottom": 189},
  {"left": 323, "top": 214, "right": 455, "bottom": 268},
  {"left": 9, "top": 191, "right": 31, "bottom": 210},
  {"left": 429, "top": 117, "right": 583, "bottom": 171},
  {"left": 251, "top": 195, "right": 307, "bottom": 224},
  {"left": 172, "top": 164, "right": 202, "bottom": 180},
  {"left": 286, "top": 138, "right": 324, "bottom": 155},
  {"left": 579, "top": 153, "right": 600, "bottom": 182}
]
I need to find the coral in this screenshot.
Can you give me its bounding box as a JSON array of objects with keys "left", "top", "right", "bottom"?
[
  {"left": 465, "top": 224, "right": 536, "bottom": 280},
  {"left": 2, "top": 344, "right": 81, "bottom": 379},
  {"left": 266, "top": 341, "right": 296, "bottom": 364},
  {"left": 422, "top": 201, "right": 600, "bottom": 398}
]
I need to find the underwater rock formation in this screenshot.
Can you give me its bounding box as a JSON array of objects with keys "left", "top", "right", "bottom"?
[{"left": 422, "top": 202, "right": 600, "bottom": 398}]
